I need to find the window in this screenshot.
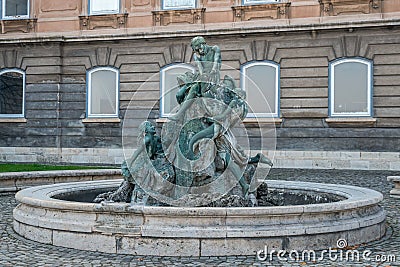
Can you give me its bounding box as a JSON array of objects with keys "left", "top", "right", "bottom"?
[
  {"left": 329, "top": 58, "right": 373, "bottom": 117},
  {"left": 160, "top": 63, "right": 195, "bottom": 117},
  {"left": 243, "top": 0, "right": 280, "bottom": 5},
  {"left": 0, "top": 69, "right": 25, "bottom": 118},
  {"left": 162, "top": 0, "right": 196, "bottom": 10},
  {"left": 87, "top": 67, "right": 119, "bottom": 118},
  {"left": 241, "top": 61, "right": 280, "bottom": 118},
  {"left": 89, "top": 0, "right": 119, "bottom": 15},
  {"left": 2, "top": 0, "right": 29, "bottom": 19}
]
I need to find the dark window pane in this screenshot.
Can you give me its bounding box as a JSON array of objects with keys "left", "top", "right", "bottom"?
[
  {"left": 5, "top": 0, "right": 28, "bottom": 17},
  {"left": 0, "top": 71, "right": 24, "bottom": 115}
]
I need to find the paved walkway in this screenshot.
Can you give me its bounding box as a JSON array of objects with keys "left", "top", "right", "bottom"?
[{"left": 1, "top": 169, "right": 399, "bottom": 266}]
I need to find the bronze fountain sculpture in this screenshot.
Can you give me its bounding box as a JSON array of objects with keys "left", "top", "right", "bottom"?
[{"left": 95, "top": 36, "right": 273, "bottom": 207}]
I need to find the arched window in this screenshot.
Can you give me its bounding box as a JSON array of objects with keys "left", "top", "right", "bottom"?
[
  {"left": 162, "top": 0, "right": 196, "bottom": 10},
  {"left": 241, "top": 61, "right": 280, "bottom": 118},
  {"left": 87, "top": 67, "right": 119, "bottom": 118},
  {"left": 2, "top": 0, "right": 29, "bottom": 19},
  {"left": 89, "top": 0, "right": 120, "bottom": 15},
  {"left": 329, "top": 58, "right": 373, "bottom": 117},
  {"left": 160, "top": 63, "right": 195, "bottom": 118},
  {"left": 0, "top": 69, "right": 25, "bottom": 118}
]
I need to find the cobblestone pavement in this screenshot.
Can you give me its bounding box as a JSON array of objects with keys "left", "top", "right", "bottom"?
[{"left": 1, "top": 169, "right": 399, "bottom": 266}]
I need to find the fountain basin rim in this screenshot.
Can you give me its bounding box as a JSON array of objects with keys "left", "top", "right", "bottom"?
[
  {"left": 15, "top": 179, "right": 383, "bottom": 214},
  {"left": 13, "top": 179, "right": 386, "bottom": 255}
]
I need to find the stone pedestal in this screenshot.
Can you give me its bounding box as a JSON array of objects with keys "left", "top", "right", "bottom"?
[{"left": 387, "top": 176, "right": 400, "bottom": 198}]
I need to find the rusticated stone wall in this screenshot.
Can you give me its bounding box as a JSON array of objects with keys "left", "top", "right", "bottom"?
[{"left": 0, "top": 23, "right": 400, "bottom": 166}]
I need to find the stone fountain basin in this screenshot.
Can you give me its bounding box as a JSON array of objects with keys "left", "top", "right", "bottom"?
[{"left": 13, "top": 180, "right": 385, "bottom": 256}]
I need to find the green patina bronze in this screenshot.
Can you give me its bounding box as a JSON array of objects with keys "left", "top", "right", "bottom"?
[{"left": 95, "top": 36, "right": 273, "bottom": 207}]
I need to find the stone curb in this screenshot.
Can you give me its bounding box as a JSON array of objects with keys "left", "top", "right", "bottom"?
[{"left": 0, "top": 169, "right": 121, "bottom": 192}]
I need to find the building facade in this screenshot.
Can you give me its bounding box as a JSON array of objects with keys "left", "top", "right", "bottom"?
[{"left": 0, "top": 0, "right": 399, "bottom": 170}]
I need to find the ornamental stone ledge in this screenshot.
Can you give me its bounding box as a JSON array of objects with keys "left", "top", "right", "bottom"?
[
  {"left": 319, "top": 0, "right": 383, "bottom": 17},
  {"left": 1, "top": 18, "right": 37, "bottom": 34},
  {"left": 82, "top": 118, "right": 121, "bottom": 123},
  {"left": 0, "top": 118, "right": 27, "bottom": 123},
  {"left": 152, "top": 8, "right": 206, "bottom": 26},
  {"left": 325, "top": 117, "right": 377, "bottom": 127},
  {"left": 79, "top": 13, "right": 128, "bottom": 30},
  {"left": 232, "top": 2, "right": 291, "bottom": 22},
  {"left": 0, "top": 15, "right": 400, "bottom": 42}
]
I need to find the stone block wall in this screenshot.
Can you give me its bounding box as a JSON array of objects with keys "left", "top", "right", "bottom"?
[{"left": 0, "top": 18, "right": 400, "bottom": 168}]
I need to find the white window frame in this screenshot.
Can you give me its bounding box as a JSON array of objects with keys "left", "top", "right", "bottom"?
[
  {"left": 160, "top": 63, "right": 196, "bottom": 118},
  {"left": 329, "top": 58, "right": 373, "bottom": 117},
  {"left": 162, "top": 0, "right": 196, "bottom": 10},
  {"left": 241, "top": 61, "right": 280, "bottom": 118},
  {"left": 243, "top": 0, "right": 280, "bottom": 5},
  {"left": 89, "top": 0, "right": 120, "bottom": 15},
  {"left": 87, "top": 67, "right": 119, "bottom": 118},
  {"left": 0, "top": 68, "right": 25, "bottom": 118},
  {"left": 2, "top": 0, "right": 29, "bottom": 19}
]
